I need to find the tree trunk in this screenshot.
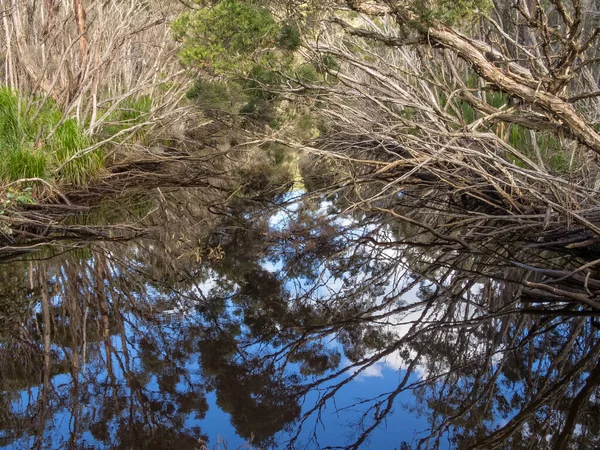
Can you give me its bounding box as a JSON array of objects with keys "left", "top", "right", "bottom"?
[{"left": 72, "top": 0, "right": 88, "bottom": 63}]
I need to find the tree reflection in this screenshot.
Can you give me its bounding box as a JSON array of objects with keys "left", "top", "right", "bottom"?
[{"left": 0, "top": 189, "right": 599, "bottom": 449}]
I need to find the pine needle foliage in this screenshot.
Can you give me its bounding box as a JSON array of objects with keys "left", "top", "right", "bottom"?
[{"left": 172, "top": 0, "right": 280, "bottom": 74}]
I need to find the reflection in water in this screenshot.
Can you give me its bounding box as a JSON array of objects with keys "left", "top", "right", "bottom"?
[{"left": 0, "top": 189, "right": 599, "bottom": 449}]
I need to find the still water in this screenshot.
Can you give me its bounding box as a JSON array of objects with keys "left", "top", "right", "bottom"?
[{"left": 0, "top": 188, "right": 598, "bottom": 449}]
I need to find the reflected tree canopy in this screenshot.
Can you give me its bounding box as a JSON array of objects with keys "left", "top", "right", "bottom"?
[{"left": 0, "top": 187, "right": 599, "bottom": 449}]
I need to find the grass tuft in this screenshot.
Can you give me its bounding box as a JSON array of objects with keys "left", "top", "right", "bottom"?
[
  {"left": 51, "top": 119, "right": 103, "bottom": 185},
  {"left": 99, "top": 95, "right": 153, "bottom": 140},
  {"left": 0, "top": 88, "right": 103, "bottom": 186}
]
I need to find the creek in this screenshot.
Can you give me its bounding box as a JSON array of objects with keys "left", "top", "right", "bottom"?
[{"left": 0, "top": 186, "right": 597, "bottom": 450}]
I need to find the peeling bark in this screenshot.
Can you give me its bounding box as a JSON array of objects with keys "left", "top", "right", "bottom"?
[{"left": 72, "top": 0, "right": 88, "bottom": 62}]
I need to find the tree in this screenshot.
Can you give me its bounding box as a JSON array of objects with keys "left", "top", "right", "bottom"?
[{"left": 172, "top": 0, "right": 281, "bottom": 74}]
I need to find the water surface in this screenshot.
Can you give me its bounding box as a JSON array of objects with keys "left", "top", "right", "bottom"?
[{"left": 0, "top": 189, "right": 598, "bottom": 449}]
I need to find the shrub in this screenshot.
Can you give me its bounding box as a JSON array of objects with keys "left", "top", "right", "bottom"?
[
  {"left": 172, "top": 0, "right": 279, "bottom": 74},
  {"left": 187, "top": 79, "right": 248, "bottom": 114}
]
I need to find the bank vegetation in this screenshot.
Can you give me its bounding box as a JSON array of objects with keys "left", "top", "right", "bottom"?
[
  {"left": 4, "top": 0, "right": 600, "bottom": 314},
  {"left": 0, "top": 0, "right": 276, "bottom": 250},
  {"left": 172, "top": 0, "right": 600, "bottom": 316}
]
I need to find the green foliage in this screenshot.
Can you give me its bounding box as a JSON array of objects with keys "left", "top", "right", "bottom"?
[
  {"left": 0, "top": 87, "right": 50, "bottom": 180},
  {"left": 116, "top": 95, "right": 152, "bottom": 124},
  {"left": 186, "top": 65, "right": 285, "bottom": 120},
  {"left": 6, "top": 148, "right": 48, "bottom": 180},
  {"left": 238, "top": 64, "right": 284, "bottom": 119},
  {"left": 278, "top": 23, "right": 301, "bottom": 51},
  {"left": 409, "top": 0, "right": 492, "bottom": 25},
  {"left": 319, "top": 55, "right": 340, "bottom": 73},
  {"left": 508, "top": 125, "right": 530, "bottom": 151},
  {"left": 100, "top": 95, "right": 153, "bottom": 138},
  {"left": 505, "top": 126, "right": 573, "bottom": 172},
  {"left": 187, "top": 79, "right": 248, "bottom": 114},
  {"left": 296, "top": 113, "right": 321, "bottom": 140},
  {"left": 548, "top": 151, "right": 568, "bottom": 171},
  {"left": 0, "top": 88, "right": 103, "bottom": 185},
  {"left": 0, "top": 187, "right": 34, "bottom": 215},
  {"left": 51, "top": 119, "right": 103, "bottom": 186},
  {"left": 537, "top": 132, "right": 571, "bottom": 172},
  {"left": 486, "top": 90, "right": 509, "bottom": 108},
  {"left": 244, "top": 64, "right": 282, "bottom": 101},
  {"left": 173, "top": 1, "right": 328, "bottom": 127},
  {"left": 459, "top": 101, "right": 476, "bottom": 125},
  {"left": 172, "top": 0, "right": 280, "bottom": 74},
  {"left": 296, "top": 64, "right": 320, "bottom": 83}
]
